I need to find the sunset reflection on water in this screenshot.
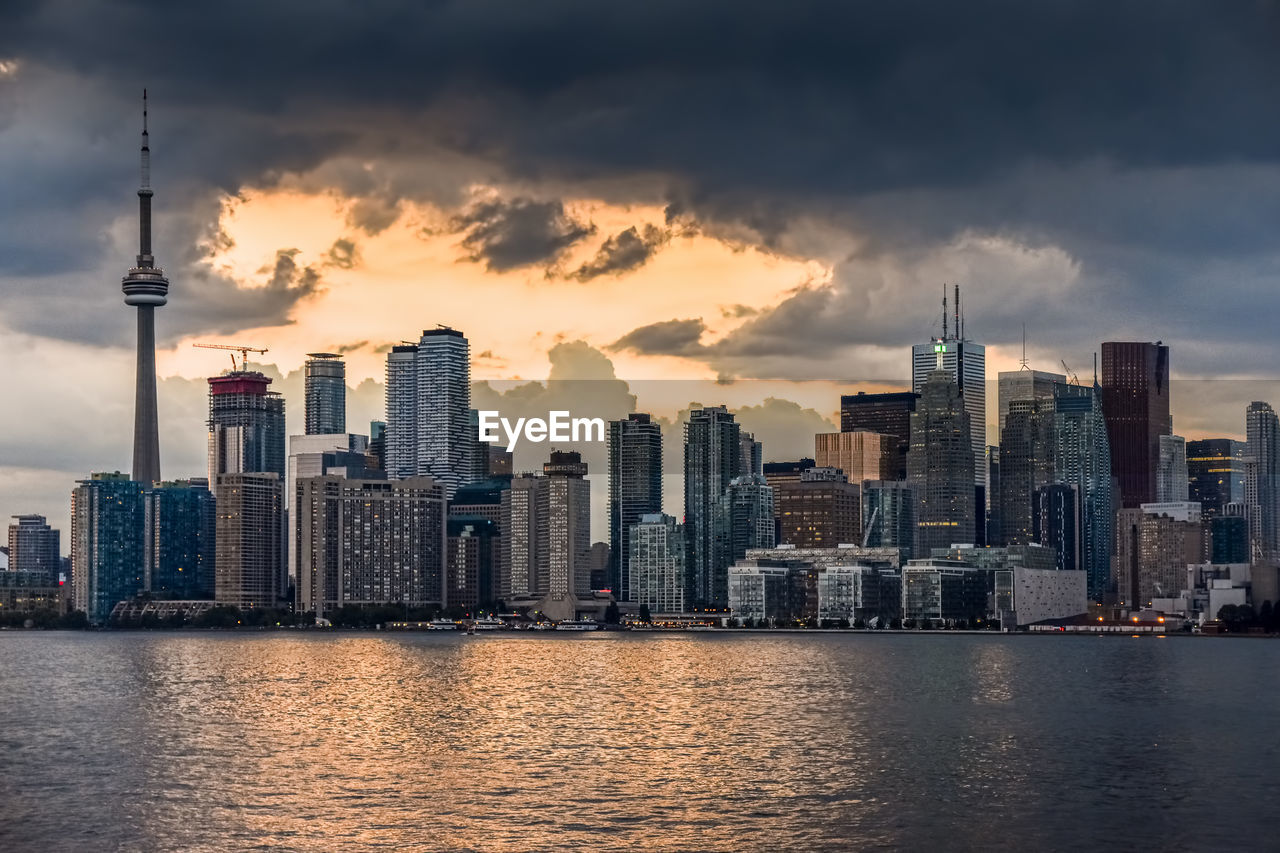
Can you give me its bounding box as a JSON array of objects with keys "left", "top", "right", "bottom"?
[{"left": 2, "top": 632, "right": 1276, "bottom": 851}]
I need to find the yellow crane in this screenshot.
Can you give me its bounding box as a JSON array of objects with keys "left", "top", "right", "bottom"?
[{"left": 193, "top": 342, "right": 268, "bottom": 372}]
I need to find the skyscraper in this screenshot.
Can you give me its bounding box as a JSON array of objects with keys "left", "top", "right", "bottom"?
[
  {"left": 207, "top": 371, "right": 286, "bottom": 482},
  {"left": 7, "top": 515, "right": 60, "bottom": 579},
  {"left": 1246, "top": 401, "right": 1280, "bottom": 562},
  {"left": 295, "top": 475, "right": 446, "bottom": 617},
  {"left": 814, "top": 431, "right": 896, "bottom": 485},
  {"left": 1032, "top": 483, "right": 1078, "bottom": 572},
  {"left": 839, "top": 392, "right": 917, "bottom": 480},
  {"left": 1187, "top": 438, "right": 1246, "bottom": 516},
  {"left": 384, "top": 328, "right": 472, "bottom": 497},
  {"left": 71, "top": 473, "right": 145, "bottom": 623},
  {"left": 214, "top": 472, "right": 282, "bottom": 611},
  {"left": 1100, "top": 341, "right": 1171, "bottom": 508},
  {"left": 447, "top": 517, "right": 498, "bottom": 612},
  {"left": 304, "top": 353, "right": 346, "bottom": 435},
  {"left": 629, "top": 513, "right": 686, "bottom": 615},
  {"left": 998, "top": 398, "right": 1056, "bottom": 546},
  {"left": 1114, "top": 504, "right": 1204, "bottom": 608},
  {"left": 684, "top": 405, "right": 742, "bottom": 608},
  {"left": 1155, "top": 435, "right": 1189, "bottom": 503},
  {"left": 721, "top": 475, "right": 776, "bottom": 569},
  {"left": 383, "top": 344, "right": 419, "bottom": 480},
  {"left": 1053, "top": 383, "right": 1113, "bottom": 601},
  {"left": 911, "top": 286, "right": 986, "bottom": 492},
  {"left": 907, "top": 367, "right": 976, "bottom": 556},
  {"left": 122, "top": 92, "right": 168, "bottom": 486},
  {"left": 997, "top": 369, "right": 1065, "bottom": 434},
  {"left": 415, "top": 327, "right": 472, "bottom": 498},
  {"left": 608, "top": 413, "right": 663, "bottom": 602},
  {"left": 145, "top": 479, "right": 216, "bottom": 600}
]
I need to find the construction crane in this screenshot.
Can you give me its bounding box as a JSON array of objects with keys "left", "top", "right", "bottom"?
[
  {"left": 193, "top": 342, "right": 268, "bottom": 372},
  {"left": 1061, "top": 359, "right": 1080, "bottom": 386}
]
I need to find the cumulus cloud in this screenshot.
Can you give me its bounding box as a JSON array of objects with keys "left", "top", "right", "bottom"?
[
  {"left": 609, "top": 318, "right": 708, "bottom": 357},
  {"left": 452, "top": 197, "right": 595, "bottom": 272}
]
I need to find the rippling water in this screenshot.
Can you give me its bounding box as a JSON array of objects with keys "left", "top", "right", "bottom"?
[{"left": 0, "top": 632, "right": 1276, "bottom": 851}]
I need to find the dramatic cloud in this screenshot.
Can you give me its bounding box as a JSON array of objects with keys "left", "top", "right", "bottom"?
[
  {"left": 569, "top": 224, "right": 669, "bottom": 281},
  {"left": 452, "top": 197, "right": 595, "bottom": 272},
  {"left": 609, "top": 318, "right": 708, "bottom": 358}
]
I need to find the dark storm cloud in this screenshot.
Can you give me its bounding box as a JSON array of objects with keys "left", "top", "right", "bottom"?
[
  {"left": 569, "top": 224, "right": 669, "bottom": 281},
  {"left": 610, "top": 318, "right": 708, "bottom": 357},
  {"left": 452, "top": 197, "right": 595, "bottom": 271},
  {"left": 5, "top": 1, "right": 1280, "bottom": 368}
]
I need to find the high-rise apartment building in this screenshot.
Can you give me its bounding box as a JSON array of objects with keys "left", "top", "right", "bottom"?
[
  {"left": 7, "top": 515, "right": 60, "bottom": 579},
  {"left": 214, "top": 473, "right": 282, "bottom": 610},
  {"left": 1187, "top": 438, "right": 1246, "bottom": 515},
  {"left": 722, "top": 475, "right": 777, "bottom": 570},
  {"left": 447, "top": 517, "right": 498, "bottom": 612},
  {"left": 383, "top": 328, "right": 472, "bottom": 498},
  {"left": 775, "top": 467, "right": 860, "bottom": 549},
  {"left": 739, "top": 432, "right": 763, "bottom": 477},
  {"left": 814, "top": 431, "right": 896, "bottom": 485},
  {"left": 1114, "top": 503, "right": 1204, "bottom": 608},
  {"left": 1100, "top": 341, "right": 1171, "bottom": 508},
  {"left": 304, "top": 353, "right": 346, "bottom": 435},
  {"left": 839, "top": 392, "right": 917, "bottom": 480},
  {"left": 907, "top": 368, "right": 976, "bottom": 556},
  {"left": 500, "top": 451, "right": 593, "bottom": 619},
  {"left": 1053, "top": 383, "right": 1113, "bottom": 602},
  {"left": 207, "top": 371, "right": 286, "bottom": 481},
  {"left": 383, "top": 345, "right": 419, "bottom": 480},
  {"left": 1156, "top": 435, "right": 1189, "bottom": 503},
  {"left": 684, "top": 406, "right": 742, "bottom": 608},
  {"left": 71, "top": 473, "right": 145, "bottom": 623},
  {"left": 1032, "top": 483, "right": 1078, "bottom": 572},
  {"left": 1246, "top": 401, "right": 1280, "bottom": 563},
  {"left": 295, "top": 476, "right": 446, "bottom": 616},
  {"left": 145, "top": 479, "right": 216, "bottom": 600},
  {"left": 608, "top": 413, "right": 663, "bottom": 601},
  {"left": 629, "top": 513, "right": 686, "bottom": 615}
]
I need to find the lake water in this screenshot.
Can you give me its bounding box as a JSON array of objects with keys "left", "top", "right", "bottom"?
[{"left": 0, "top": 632, "right": 1275, "bottom": 851}]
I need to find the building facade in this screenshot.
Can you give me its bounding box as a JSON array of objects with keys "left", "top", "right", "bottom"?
[
  {"left": 628, "top": 513, "right": 686, "bottom": 614},
  {"left": 7, "top": 515, "right": 60, "bottom": 579},
  {"left": 214, "top": 473, "right": 283, "bottom": 610},
  {"left": 774, "top": 467, "right": 860, "bottom": 549},
  {"left": 814, "top": 430, "right": 896, "bottom": 485},
  {"left": 861, "top": 480, "right": 916, "bottom": 559},
  {"left": 1100, "top": 341, "right": 1171, "bottom": 508},
  {"left": 608, "top": 413, "right": 663, "bottom": 602},
  {"left": 303, "top": 353, "right": 346, "bottom": 435},
  {"left": 71, "top": 473, "right": 145, "bottom": 623},
  {"left": 145, "top": 479, "right": 216, "bottom": 600},
  {"left": 1156, "top": 435, "right": 1189, "bottom": 503},
  {"left": 1187, "top": 438, "right": 1246, "bottom": 516},
  {"left": 907, "top": 369, "right": 976, "bottom": 556},
  {"left": 839, "top": 392, "right": 918, "bottom": 480},
  {"left": 684, "top": 405, "right": 742, "bottom": 607}
]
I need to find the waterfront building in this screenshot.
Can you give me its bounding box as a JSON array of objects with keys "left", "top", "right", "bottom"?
[
  {"left": 608, "top": 413, "right": 663, "bottom": 602},
  {"left": 447, "top": 517, "right": 498, "bottom": 612},
  {"left": 1053, "top": 382, "right": 1113, "bottom": 602},
  {"left": 998, "top": 397, "right": 1055, "bottom": 546},
  {"left": 71, "top": 473, "right": 145, "bottom": 623},
  {"left": 1246, "top": 401, "right": 1280, "bottom": 562},
  {"left": 684, "top": 405, "right": 742, "bottom": 607},
  {"left": 628, "top": 513, "right": 686, "bottom": 615},
  {"left": 214, "top": 473, "right": 282, "bottom": 611},
  {"left": 1114, "top": 503, "right": 1205, "bottom": 609},
  {"left": 145, "top": 479, "right": 216, "bottom": 600},
  {"left": 7, "top": 515, "right": 60, "bottom": 579},
  {"left": 721, "top": 474, "right": 776, "bottom": 569},
  {"left": 861, "top": 481, "right": 916, "bottom": 559},
  {"left": 901, "top": 560, "right": 989, "bottom": 626},
  {"left": 295, "top": 475, "right": 446, "bottom": 616}
]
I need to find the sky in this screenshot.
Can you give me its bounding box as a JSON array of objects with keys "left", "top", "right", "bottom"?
[{"left": 4, "top": 1, "right": 1280, "bottom": 548}]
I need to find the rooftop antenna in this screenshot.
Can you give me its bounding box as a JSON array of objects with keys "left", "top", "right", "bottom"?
[
  {"left": 953, "top": 283, "right": 961, "bottom": 343},
  {"left": 1093, "top": 352, "right": 1098, "bottom": 386},
  {"left": 941, "top": 286, "right": 948, "bottom": 341},
  {"left": 1020, "top": 324, "right": 1029, "bottom": 370}
]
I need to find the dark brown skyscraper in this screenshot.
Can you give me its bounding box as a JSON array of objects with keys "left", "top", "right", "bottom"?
[
  {"left": 840, "top": 391, "right": 918, "bottom": 480},
  {"left": 1100, "top": 342, "right": 1171, "bottom": 509}
]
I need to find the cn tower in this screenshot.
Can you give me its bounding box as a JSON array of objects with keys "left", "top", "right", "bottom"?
[{"left": 121, "top": 90, "right": 168, "bottom": 486}]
